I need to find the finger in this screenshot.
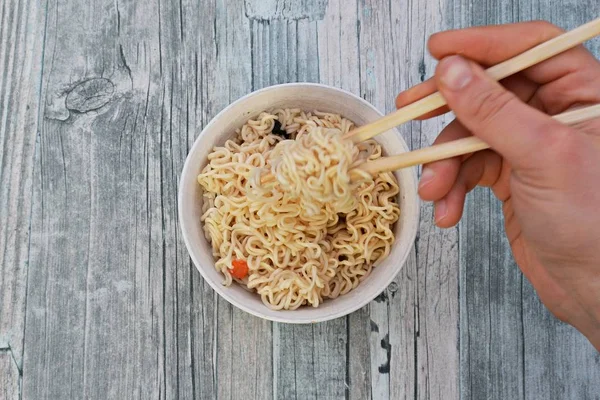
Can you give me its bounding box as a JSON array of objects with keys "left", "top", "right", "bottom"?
[
  {"left": 395, "top": 78, "right": 450, "bottom": 118},
  {"left": 428, "top": 21, "right": 599, "bottom": 86},
  {"left": 460, "top": 150, "right": 504, "bottom": 190},
  {"left": 531, "top": 69, "right": 600, "bottom": 114},
  {"left": 515, "top": 46, "right": 600, "bottom": 86},
  {"left": 419, "top": 120, "right": 470, "bottom": 201},
  {"left": 428, "top": 21, "right": 564, "bottom": 65},
  {"left": 490, "top": 158, "right": 512, "bottom": 202},
  {"left": 435, "top": 55, "right": 570, "bottom": 170},
  {"left": 396, "top": 68, "right": 540, "bottom": 118},
  {"left": 499, "top": 74, "right": 539, "bottom": 106},
  {"left": 418, "top": 75, "right": 537, "bottom": 201},
  {"left": 434, "top": 185, "right": 466, "bottom": 228},
  {"left": 434, "top": 150, "right": 503, "bottom": 227},
  {"left": 420, "top": 74, "right": 537, "bottom": 202}
]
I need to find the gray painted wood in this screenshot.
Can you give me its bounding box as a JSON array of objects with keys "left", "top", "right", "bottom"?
[
  {"left": 245, "top": 0, "right": 328, "bottom": 21},
  {"left": 518, "top": 3, "right": 600, "bottom": 395},
  {"left": 454, "top": 1, "right": 600, "bottom": 399},
  {"left": 0, "top": 0, "right": 598, "bottom": 399},
  {"left": 0, "top": 0, "right": 42, "bottom": 364},
  {"left": 0, "top": 351, "right": 20, "bottom": 400},
  {"left": 356, "top": 1, "right": 461, "bottom": 399}
]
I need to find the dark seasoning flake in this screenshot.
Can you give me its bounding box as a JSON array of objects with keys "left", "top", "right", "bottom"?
[{"left": 271, "top": 120, "right": 289, "bottom": 139}]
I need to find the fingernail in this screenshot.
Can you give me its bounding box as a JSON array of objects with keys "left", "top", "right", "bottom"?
[
  {"left": 419, "top": 168, "right": 435, "bottom": 190},
  {"left": 439, "top": 55, "right": 472, "bottom": 91},
  {"left": 435, "top": 199, "right": 448, "bottom": 223}
]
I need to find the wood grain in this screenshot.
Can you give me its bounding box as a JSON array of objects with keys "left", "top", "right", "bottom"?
[
  {"left": 1, "top": 0, "right": 599, "bottom": 399},
  {"left": 19, "top": 0, "right": 268, "bottom": 399},
  {"left": 245, "top": 0, "right": 328, "bottom": 21},
  {"left": 0, "top": 0, "right": 46, "bottom": 374},
  {"left": 0, "top": 350, "right": 20, "bottom": 400},
  {"left": 357, "top": 1, "right": 461, "bottom": 399},
  {"left": 455, "top": 1, "right": 600, "bottom": 399}
]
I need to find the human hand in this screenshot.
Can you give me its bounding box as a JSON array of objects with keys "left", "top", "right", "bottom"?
[{"left": 395, "top": 21, "right": 600, "bottom": 349}]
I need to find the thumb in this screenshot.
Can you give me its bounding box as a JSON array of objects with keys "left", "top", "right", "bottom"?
[{"left": 435, "top": 55, "right": 569, "bottom": 169}]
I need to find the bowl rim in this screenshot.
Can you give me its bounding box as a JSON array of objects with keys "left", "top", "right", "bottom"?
[{"left": 178, "top": 82, "right": 419, "bottom": 323}]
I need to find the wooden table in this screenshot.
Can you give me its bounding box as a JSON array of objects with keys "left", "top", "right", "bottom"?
[{"left": 1, "top": 0, "right": 599, "bottom": 399}]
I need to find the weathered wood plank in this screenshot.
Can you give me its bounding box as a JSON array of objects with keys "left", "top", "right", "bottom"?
[
  {"left": 2, "top": 0, "right": 598, "bottom": 399},
  {"left": 520, "top": 6, "right": 600, "bottom": 399},
  {"left": 403, "top": 0, "right": 463, "bottom": 396},
  {"left": 20, "top": 0, "right": 269, "bottom": 399},
  {"left": 357, "top": 0, "right": 460, "bottom": 399},
  {"left": 22, "top": 0, "right": 161, "bottom": 397},
  {"left": 184, "top": 2, "right": 221, "bottom": 397},
  {"left": 454, "top": 0, "right": 529, "bottom": 394},
  {"left": 357, "top": 2, "right": 396, "bottom": 397},
  {"left": 455, "top": 1, "right": 600, "bottom": 399},
  {"left": 250, "top": 3, "right": 352, "bottom": 399},
  {"left": 522, "top": 284, "right": 600, "bottom": 400},
  {"left": 388, "top": 252, "right": 417, "bottom": 400},
  {"left": 316, "top": 2, "right": 373, "bottom": 400},
  {"left": 0, "top": 350, "right": 20, "bottom": 400},
  {"left": 245, "top": 0, "right": 329, "bottom": 21},
  {"left": 0, "top": 0, "right": 46, "bottom": 373},
  {"left": 354, "top": 2, "right": 419, "bottom": 399},
  {"left": 460, "top": 189, "right": 525, "bottom": 400},
  {"left": 251, "top": 18, "right": 319, "bottom": 87},
  {"left": 317, "top": 0, "right": 360, "bottom": 94},
  {"left": 210, "top": 3, "right": 275, "bottom": 400}
]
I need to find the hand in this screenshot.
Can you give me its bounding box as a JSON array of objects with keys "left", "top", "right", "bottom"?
[{"left": 396, "top": 21, "right": 600, "bottom": 349}]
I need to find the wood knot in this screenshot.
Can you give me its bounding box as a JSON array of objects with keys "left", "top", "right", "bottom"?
[
  {"left": 378, "top": 334, "right": 391, "bottom": 374},
  {"left": 66, "top": 78, "right": 115, "bottom": 113},
  {"left": 418, "top": 60, "right": 426, "bottom": 82},
  {"left": 370, "top": 319, "right": 379, "bottom": 333},
  {"left": 374, "top": 290, "right": 388, "bottom": 303}
]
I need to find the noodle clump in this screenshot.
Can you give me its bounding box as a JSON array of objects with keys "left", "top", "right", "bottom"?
[{"left": 197, "top": 109, "right": 400, "bottom": 310}]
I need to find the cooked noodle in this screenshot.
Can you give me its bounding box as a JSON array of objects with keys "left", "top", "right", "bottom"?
[{"left": 197, "top": 109, "right": 400, "bottom": 310}]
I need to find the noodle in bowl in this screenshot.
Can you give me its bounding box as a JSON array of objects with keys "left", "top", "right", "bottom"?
[{"left": 179, "top": 83, "right": 419, "bottom": 323}]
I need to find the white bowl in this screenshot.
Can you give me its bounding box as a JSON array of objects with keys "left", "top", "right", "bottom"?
[{"left": 178, "top": 83, "right": 419, "bottom": 323}]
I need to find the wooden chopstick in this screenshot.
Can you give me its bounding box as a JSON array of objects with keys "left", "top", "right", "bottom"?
[
  {"left": 344, "top": 17, "right": 600, "bottom": 144},
  {"left": 356, "top": 104, "right": 600, "bottom": 175}
]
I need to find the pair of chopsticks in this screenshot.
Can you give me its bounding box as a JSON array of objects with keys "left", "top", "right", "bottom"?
[{"left": 350, "top": 17, "right": 600, "bottom": 176}]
